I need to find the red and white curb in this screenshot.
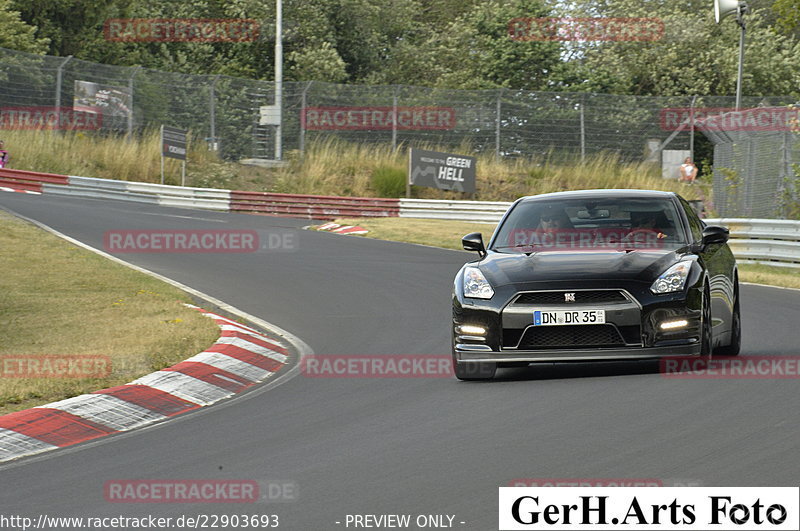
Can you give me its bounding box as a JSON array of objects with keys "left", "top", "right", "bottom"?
[
  {"left": 0, "top": 306, "right": 289, "bottom": 463},
  {"left": 315, "top": 222, "right": 369, "bottom": 235},
  {"left": 0, "top": 186, "right": 41, "bottom": 195}
]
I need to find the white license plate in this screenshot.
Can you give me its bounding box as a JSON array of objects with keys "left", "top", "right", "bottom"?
[{"left": 533, "top": 309, "right": 606, "bottom": 326}]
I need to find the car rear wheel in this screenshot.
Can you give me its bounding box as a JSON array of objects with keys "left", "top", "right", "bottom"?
[
  {"left": 715, "top": 281, "right": 741, "bottom": 357},
  {"left": 700, "top": 285, "right": 713, "bottom": 356},
  {"left": 453, "top": 357, "right": 496, "bottom": 381}
]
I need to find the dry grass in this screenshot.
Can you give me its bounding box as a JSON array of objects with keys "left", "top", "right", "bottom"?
[
  {"left": 272, "top": 138, "right": 708, "bottom": 202},
  {"left": 0, "top": 211, "right": 220, "bottom": 414},
  {"left": 738, "top": 263, "right": 800, "bottom": 290},
  {"left": 0, "top": 128, "right": 266, "bottom": 189},
  {"left": 331, "top": 217, "right": 495, "bottom": 251},
  {"left": 2, "top": 131, "right": 707, "bottom": 202}
]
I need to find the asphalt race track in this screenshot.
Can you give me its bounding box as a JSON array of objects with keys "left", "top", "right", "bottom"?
[{"left": 1, "top": 192, "right": 800, "bottom": 530}]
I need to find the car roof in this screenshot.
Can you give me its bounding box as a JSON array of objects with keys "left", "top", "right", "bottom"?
[{"left": 517, "top": 189, "right": 679, "bottom": 202}]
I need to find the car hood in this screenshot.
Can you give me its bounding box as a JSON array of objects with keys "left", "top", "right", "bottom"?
[{"left": 478, "top": 249, "right": 689, "bottom": 287}]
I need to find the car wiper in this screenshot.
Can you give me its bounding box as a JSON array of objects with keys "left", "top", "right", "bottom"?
[{"left": 492, "top": 244, "right": 538, "bottom": 255}]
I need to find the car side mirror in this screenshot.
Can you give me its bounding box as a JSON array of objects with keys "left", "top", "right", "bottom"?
[
  {"left": 462, "top": 232, "right": 486, "bottom": 257},
  {"left": 702, "top": 225, "right": 729, "bottom": 246}
]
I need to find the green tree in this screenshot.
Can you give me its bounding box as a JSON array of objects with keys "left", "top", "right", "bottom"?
[
  {"left": 773, "top": 0, "right": 800, "bottom": 37},
  {"left": 288, "top": 42, "right": 348, "bottom": 82},
  {"left": 0, "top": 0, "right": 49, "bottom": 53},
  {"left": 557, "top": 0, "right": 800, "bottom": 97}
]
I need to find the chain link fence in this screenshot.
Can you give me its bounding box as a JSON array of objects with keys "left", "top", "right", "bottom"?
[
  {"left": 698, "top": 110, "right": 800, "bottom": 219},
  {"left": 1, "top": 46, "right": 799, "bottom": 217}
]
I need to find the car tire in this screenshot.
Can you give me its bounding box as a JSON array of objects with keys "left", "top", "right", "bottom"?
[
  {"left": 700, "top": 284, "right": 713, "bottom": 357},
  {"left": 715, "top": 281, "right": 741, "bottom": 357},
  {"left": 453, "top": 358, "right": 496, "bottom": 381}
]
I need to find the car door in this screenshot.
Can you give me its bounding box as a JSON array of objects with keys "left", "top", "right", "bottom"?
[{"left": 679, "top": 197, "right": 735, "bottom": 339}]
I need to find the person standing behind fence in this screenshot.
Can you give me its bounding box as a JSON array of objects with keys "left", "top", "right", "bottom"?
[
  {"left": 679, "top": 157, "right": 697, "bottom": 183},
  {"left": 0, "top": 140, "right": 9, "bottom": 168}
]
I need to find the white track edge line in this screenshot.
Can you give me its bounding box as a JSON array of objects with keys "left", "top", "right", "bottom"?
[{"left": 0, "top": 205, "right": 314, "bottom": 469}]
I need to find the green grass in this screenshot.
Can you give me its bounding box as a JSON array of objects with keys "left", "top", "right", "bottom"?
[{"left": 0, "top": 211, "right": 220, "bottom": 414}]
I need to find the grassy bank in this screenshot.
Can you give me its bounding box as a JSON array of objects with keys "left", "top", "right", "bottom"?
[
  {"left": 329, "top": 217, "right": 800, "bottom": 290},
  {"left": 0, "top": 211, "right": 220, "bottom": 415},
  {"left": 1, "top": 130, "right": 706, "bottom": 203},
  {"left": 271, "top": 138, "right": 707, "bottom": 203}
]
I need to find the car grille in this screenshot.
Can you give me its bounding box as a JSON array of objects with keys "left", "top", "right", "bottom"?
[
  {"left": 515, "top": 324, "right": 626, "bottom": 349},
  {"left": 513, "top": 290, "right": 628, "bottom": 305}
]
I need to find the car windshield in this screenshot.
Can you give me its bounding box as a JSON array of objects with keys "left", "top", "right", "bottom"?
[{"left": 491, "top": 196, "right": 687, "bottom": 253}]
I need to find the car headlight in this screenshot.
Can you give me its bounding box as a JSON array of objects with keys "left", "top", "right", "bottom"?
[
  {"left": 650, "top": 260, "right": 693, "bottom": 294},
  {"left": 463, "top": 266, "right": 494, "bottom": 299}
]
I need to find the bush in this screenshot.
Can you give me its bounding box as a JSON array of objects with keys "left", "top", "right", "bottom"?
[{"left": 371, "top": 165, "right": 406, "bottom": 197}]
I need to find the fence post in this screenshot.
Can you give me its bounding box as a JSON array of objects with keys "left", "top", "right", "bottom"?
[
  {"left": 299, "top": 81, "right": 312, "bottom": 157},
  {"left": 689, "top": 95, "right": 697, "bottom": 160},
  {"left": 209, "top": 75, "right": 220, "bottom": 152},
  {"left": 274, "top": 0, "right": 283, "bottom": 160},
  {"left": 54, "top": 55, "right": 73, "bottom": 115},
  {"left": 127, "top": 66, "right": 142, "bottom": 140},
  {"left": 392, "top": 86, "right": 398, "bottom": 151},
  {"left": 495, "top": 89, "right": 503, "bottom": 161},
  {"left": 780, "top": 130, "right": 792, "bottom": 217},
  {"left": 580, "top": 93, "right": 586, "bottom": 162}
]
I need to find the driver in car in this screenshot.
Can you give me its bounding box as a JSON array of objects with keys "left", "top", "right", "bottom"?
[{"left": 629, "top": 211, "right": 671, "bottom": 240}]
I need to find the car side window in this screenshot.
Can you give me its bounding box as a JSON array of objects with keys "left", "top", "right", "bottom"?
[{"left": 679, "top": 198, "right": 704, "bottom": 243}]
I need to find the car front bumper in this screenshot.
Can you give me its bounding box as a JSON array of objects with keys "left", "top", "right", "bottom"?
[{"left": 454, "top": 342, "right": 702, "bottom": 363}]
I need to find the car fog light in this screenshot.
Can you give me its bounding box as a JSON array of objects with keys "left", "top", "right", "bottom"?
[
  {"left": 660, "top": 319, "right": 689, "bottom": 330},
  {"left": 459, "top": 325, "right": 486, "bottom": 335}
]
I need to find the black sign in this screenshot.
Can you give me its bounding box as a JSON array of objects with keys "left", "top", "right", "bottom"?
[
  {"left": 162, "top": 125, "right": 187, "bottom": 161},
  {"left": 408, "top": 148, "right": 476, "bottom": 193}
]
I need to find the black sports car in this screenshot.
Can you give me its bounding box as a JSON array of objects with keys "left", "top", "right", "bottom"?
[{"left": 452, "top": 189, "right": 741, "bottom": 380}]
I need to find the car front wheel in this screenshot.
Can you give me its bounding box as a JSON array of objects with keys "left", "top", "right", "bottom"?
[
  {"left": 715, "top": 281, "right": 741, "bottom": 357},
  {"left": 700, "top": 284, "right": 713, "bottom": 356}
]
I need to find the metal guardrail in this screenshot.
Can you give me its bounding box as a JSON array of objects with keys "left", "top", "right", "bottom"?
[
  {"left": 705, "top": 218, "right": 800, "bottom": 268},
  {"left": 399, "top": 198, "right": 510, "bottom": 223},
  {"left": 398, "top": 204, "right": 800, "bottom": 268},
  {"left": 231, "top": 191, "right": 399, "bottom": 220},
  {"left": 2, "top": 169, "right": 798, "bottom": 267}
]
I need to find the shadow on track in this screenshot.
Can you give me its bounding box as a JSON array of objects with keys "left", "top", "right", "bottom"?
[{"left": 490, "top": 359, "right": 662, "bottom": 382}]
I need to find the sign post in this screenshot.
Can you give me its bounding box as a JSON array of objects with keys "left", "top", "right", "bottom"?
[
  {"left": 408, "top": 148, "right": 476, "bottom": 198},
  {"left": 160, "top": 125, "right": 187, "bottom": 185}
]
